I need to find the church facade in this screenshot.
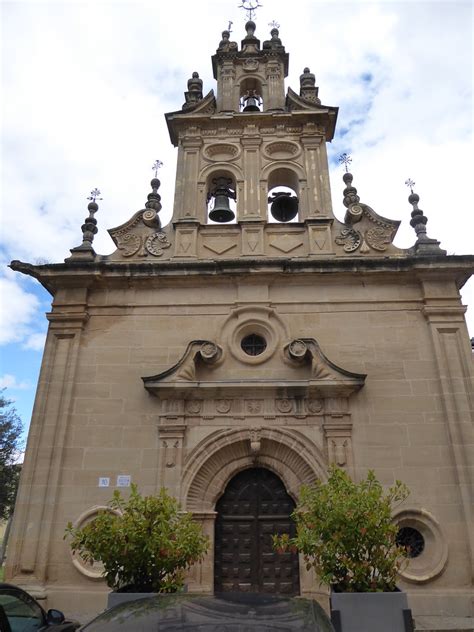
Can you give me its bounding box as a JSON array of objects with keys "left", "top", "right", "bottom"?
[{"left": 6, "top": 21, "right": 474, "bottom": 621}]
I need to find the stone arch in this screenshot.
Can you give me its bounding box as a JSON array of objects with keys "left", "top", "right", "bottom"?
[
  {"left": 198, "top": 162, "right": 244, "bottom": 184},
  {"left": 261, "top": 160, "right": 305, "bottom": 181},
  {"left": 182, "top": 427, "right": 327, "bottom": 511}
]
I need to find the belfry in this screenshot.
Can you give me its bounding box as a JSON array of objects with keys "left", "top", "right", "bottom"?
[{"left": 7, "top": 17, "right": 474, "bottom": 623}]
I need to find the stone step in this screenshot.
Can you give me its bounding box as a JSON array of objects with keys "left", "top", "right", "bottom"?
[{"left": 414, "top": 616, "right": 474, "bottom": 632}]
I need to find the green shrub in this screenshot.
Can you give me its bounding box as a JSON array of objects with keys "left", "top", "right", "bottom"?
[
  {"left": 273, "top": 466, "right": 409, "bottom": 592},
  {"left": 65, "top": 485, "right": 209, "bottom": 593}
]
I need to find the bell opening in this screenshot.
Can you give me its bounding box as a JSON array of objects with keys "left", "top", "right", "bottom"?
[{"left": 207, "top": 176, "right": 237, "bottom": 224}]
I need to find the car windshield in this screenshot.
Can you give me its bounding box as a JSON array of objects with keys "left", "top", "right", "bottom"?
[
  {"left": 81, "top": 593, "right": 335, "bottom": 631},
  {"left": 0, "top": 588, "right": 44, "bottom": 632}
]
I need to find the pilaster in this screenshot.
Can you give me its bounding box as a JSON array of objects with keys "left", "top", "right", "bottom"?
[
  {"left": 6, "top": 300, "right": 89, "bottom": 588},
  {"left": 422, "top": 282, "right": 474, "bottom": 580},
  {"left": 240, "top": 134, "right": 263, "bottom": 220}
]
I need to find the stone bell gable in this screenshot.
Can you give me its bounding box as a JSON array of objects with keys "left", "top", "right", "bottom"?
[{"left": 6, "top": 16, "right": 474, "bottom": 624}]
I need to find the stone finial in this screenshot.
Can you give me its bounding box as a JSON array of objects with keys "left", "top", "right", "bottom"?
[
  {"left": 263, "top": 22, "right": 284, "bottom": 50},
  {"left": 218, "top": 29, "right": 238, "bottom": 52},
  {"left": 406, "top": 179, "right": 446, "bottom": 255},
  {"left": 241, "top": 20, "right": 260, "bottom": 53},
  {"left": 341, "top": 170, "right": 363, "bottom": 224},
  {"left": 66, "top": 189, "right": 101, "bottom": 261},
  {"left": 182, "top": 71, "right": 203, "bottom": 110},
  {"left": 300, "top": 67, "right": 315, "bottom": 88},
  {"left": 245, "top": 20, "right": 256, "bottom": 38},
  {"left": 299, "top": 67, "right": 320, "bottom": 104}
]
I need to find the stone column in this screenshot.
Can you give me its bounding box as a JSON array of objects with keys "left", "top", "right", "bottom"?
[
  {"left": 174, "top": 136, "right": 203, "bottom": 222},
  {"left": 6, "top": 295, "right": 88, "bottom": 589},
  {"left": 240, "top": 133, "right": 262, "bottom": 221},
  {"left": 322, "top": 397, "right": 355, "bottom": 477},
  {"left": 185, "top": 511, "right": 217, "bottom": 594},
  {"left": 422, "top": 279, "right": 474, "bottom": 580},
  {"left": 301, "top": 134, "right": 332, "bottom": 218},
  {"left": 157, "top": 424, "right": 186, "bottom": 499},
  {"left": 218, "top": 62, "right": 236, "bottom": 112},
  {"left": 265, "top": 60, "right": 285, "bottom": 110}
]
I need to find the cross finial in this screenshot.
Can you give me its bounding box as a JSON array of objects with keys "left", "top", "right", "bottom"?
[
  {"left": 227, "top": 20, "right": 233, "bottom": 32},
  {"left": 238, "top": 0, "right": 263, "bottom": 21},
  {"left": 339, "top": 153, "right": 352, "bottom": 173},
  {"left": 269, "top": 20, "right": 280, "bottom": 29},
  {"left": 87, "top": 188, "right": 102, "bottom": 202},
  {"left": 152, "top": 160, "right": 164, "bottom": 178},
  {"left": 405, "top": 178, "right": 415, "bottom": 194}
]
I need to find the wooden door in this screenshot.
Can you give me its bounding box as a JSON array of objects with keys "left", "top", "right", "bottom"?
[{"left": 214, "top": 468, "right": 300, "bottom": 595}]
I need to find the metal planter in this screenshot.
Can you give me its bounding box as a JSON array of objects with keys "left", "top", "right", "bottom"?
[{"left": 331, "top": 591, "right": 414, "bottom": 632}]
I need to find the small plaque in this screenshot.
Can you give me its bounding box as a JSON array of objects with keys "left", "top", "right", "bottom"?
[
  {"left": 116, "top": 475, "right": 131, "bottom": 488},
  {"left": 98, "top": 477, "right": 110, "bottom": 488}
]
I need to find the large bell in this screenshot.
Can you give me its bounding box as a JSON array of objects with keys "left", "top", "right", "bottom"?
[
  {"left": 269, "top": 192, "right": 299, "bottom": 222},
  {"left": 209, "top": 194, "right": 235, "bottom": 223},
  {"left": 208, "top": 177, "right": 236, "bottom": 223},
  {"left": 242, "top": 96, "right": 261, "bottom": 112},
  {"left": 242, "top": 91, "right": 261, "bottom": 112}
]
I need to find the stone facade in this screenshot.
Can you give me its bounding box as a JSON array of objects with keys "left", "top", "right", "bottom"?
[{"left": 6, "top": 20, "right": 474, "bottom": 623}]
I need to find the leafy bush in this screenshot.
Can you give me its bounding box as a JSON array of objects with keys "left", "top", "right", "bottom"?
[
  {"left": 273, "top": 466, "right": 409, "bottom": 592},
  {"left": 65, "top": 485, "right": 209, "bottom": 593}
]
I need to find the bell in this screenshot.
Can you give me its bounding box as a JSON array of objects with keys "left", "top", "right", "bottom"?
[
  {"left": 269, "top": 192, "right": 299, "bottom": 222},
  {"left": 243, "top": 95, "right": 261, "bottom": 112},
  {"left": 209, "top": 194, "right": 235, "bottom": 223}
]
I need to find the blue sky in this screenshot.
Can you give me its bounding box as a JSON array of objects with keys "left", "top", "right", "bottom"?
[{"left": 1, "top": 0, "right": 473, "bottom": 441}]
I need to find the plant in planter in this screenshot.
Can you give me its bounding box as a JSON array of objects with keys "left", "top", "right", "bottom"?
[
  {"left": 273, "top": 466, "right": 413, "bottom": 632},
  {"left": 65, "top": 485, "right": 208, "bottom": 606}
]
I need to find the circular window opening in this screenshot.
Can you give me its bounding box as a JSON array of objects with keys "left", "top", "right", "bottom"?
[
  {"left": 396, "top": 526, "right": 425, "bottom": 558},
  {"left": 241, "top": 334, "right": 267, "bottom": 356}
]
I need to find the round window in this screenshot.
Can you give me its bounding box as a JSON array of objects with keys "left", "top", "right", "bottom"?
[
  {"left": 396, "top": 526, "right": 425, "bottom": 558},
  {"left": 241, "top": 334, "right": 267, "bottom": 356}
]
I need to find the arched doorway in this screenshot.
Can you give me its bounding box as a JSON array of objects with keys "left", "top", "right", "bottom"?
[{"left": 214, "top": 468, "right": 300, "bottom": 595}]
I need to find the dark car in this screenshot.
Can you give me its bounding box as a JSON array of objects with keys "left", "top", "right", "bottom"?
[
  {"left": 0, "top": 583, "right": 79, "bottom": 632},
  {"left": 79, "top": 592, "right": 335, "bottom": 631}
]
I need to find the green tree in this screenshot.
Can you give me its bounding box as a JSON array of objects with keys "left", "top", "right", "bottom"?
[
  {"left": 273, "top": 466, "right": 409, "bottom": 592},
  {"left": 65, "top": 485, "right": 209, "bottom": 593},
  {"left": 0, "top": 390, "right": 23, "bottom": 520}
]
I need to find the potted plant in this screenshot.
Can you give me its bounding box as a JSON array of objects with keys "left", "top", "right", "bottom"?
[
  {"left": 273, "top": 466, "right": 414, "bottom": 632},
  {"left": 65, "top": 485, "right": 209, "bottom": 608}
]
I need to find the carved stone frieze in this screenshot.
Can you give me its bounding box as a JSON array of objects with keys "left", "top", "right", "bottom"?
[
  {"left": 204, "top": 143, "right": 239, "bottom": 161},
  {"left": 335, "top": 227, "right": 362, "bottom": 253},
  {"left": 242, "top": 58, "right": 259, "bottom": 71}
]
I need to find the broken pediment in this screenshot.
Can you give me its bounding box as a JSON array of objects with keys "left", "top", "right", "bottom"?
[
  {"left": 107, "top": 209, "right": 172, "bottom": 260},
  {"left": 142, "top": 337, "right": 366, "bottom": 400},
  {"left": 333, "top": 171, "right": 402, "bottom": 255}
]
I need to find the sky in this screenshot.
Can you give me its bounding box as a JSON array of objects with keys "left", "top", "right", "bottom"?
[{"left": 1, "top": 0, "right": 473, "bottom": 438}]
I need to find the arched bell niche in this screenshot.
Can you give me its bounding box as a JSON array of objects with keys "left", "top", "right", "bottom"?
[
  {"left": 239, "top": 77, "right": 263, "bottom": 112},
  {"left": 267, "top": 167, "right": 300, "bottom": 223},
  {"left": 206, "top": 169, "right": 237, "bottom": 224}
]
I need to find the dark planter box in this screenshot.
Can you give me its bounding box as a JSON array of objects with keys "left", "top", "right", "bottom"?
[{"left": 331, "top": 591, "right": 414, "bottom": 632}]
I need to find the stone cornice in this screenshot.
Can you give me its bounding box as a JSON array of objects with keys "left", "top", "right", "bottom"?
[{"left": 10, "top": 255, "right": 474, "bottom": 295}]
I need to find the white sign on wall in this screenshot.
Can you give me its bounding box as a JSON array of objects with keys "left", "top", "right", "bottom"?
[
  {"left": 98, "top": 477, "right": 110, "bottom": 487},
  {"left": 116, "top": 475, "right": 131, "bottom": 487}
]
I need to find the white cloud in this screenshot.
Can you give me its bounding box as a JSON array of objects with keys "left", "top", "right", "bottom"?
[
  {"left": 0, "top": 276, "right": 41, "bottom": 345},
  {"left": 22, "top": 333, "right": 47, "bottom": 352},
  {"left": 1, "top": 0, "right": 472, "bottom": 339},
  {"left": 0, "top": 374, "right": 32, "bottom": 390}
]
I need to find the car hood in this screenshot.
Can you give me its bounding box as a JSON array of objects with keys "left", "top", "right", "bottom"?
[{"left": 80, "top": 593, "right": 335, "bottom": 631}]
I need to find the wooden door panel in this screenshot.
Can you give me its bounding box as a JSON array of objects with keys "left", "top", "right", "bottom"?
[{"left": 214, "top": 468, "right": 299, "bottom": 595}]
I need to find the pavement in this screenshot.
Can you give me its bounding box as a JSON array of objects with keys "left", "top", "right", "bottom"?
[{"left": 414, "top": 616, "right": 474, "bottom": 631}]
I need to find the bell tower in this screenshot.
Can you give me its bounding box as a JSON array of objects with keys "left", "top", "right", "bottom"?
[{"left": 165, "top": 20, "right": 338, "bottom": 252}]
